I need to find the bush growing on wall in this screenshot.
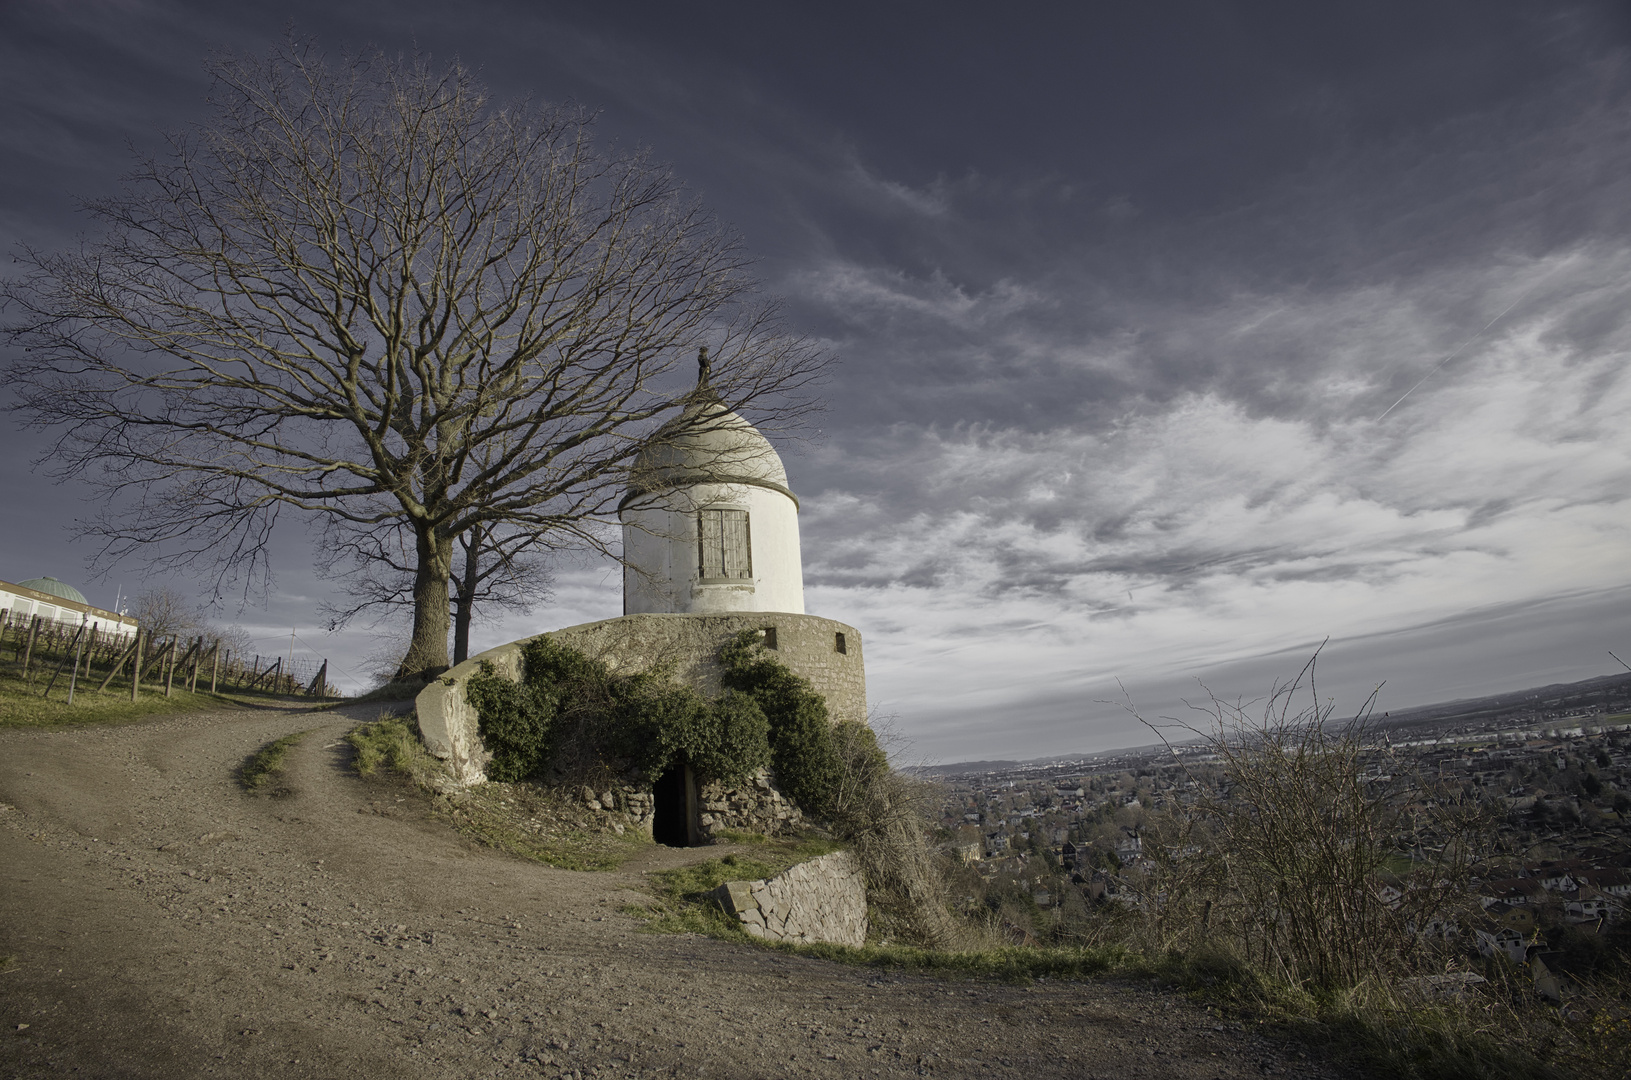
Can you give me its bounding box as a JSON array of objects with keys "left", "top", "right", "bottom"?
[
  {"left": 716, "top": 634, "right": 955, "bottom": 944},
  {"left": 719, "top": 629, "right": 846, "bottom": 815},
  {"left": 464, "top": 652, "right": 559, "bottom": 782},
  {"left": 464, "top": 634, "right": 772, "bottom": 785}
]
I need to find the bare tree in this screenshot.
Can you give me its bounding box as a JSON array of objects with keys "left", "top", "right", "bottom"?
[
  {"left": 2, "top": 38, "right": 827, "bottom": 680},
  {"left": 317, "top": 517, "right": 554, "bottom": 664},
  {"left": 131, "top": 586, "right": 202, "bottom": 639}
]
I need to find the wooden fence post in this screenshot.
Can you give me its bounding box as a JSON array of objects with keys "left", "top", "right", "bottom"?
[
  {"left": 96, "top": 637, "right": 139, "bottom": 693},
  {"left": 208, "top": 643, "right": 221, "bottom": 694},
  {"left": 130, "top": 630, "right": 144, "bottom": 701},
  {"left": 21, "top": 616, "right": 41, "bottom": 680},
  {"left": 82, "top": 625, "right": 98, "bottom": 681},
  {"left": 163, "top": 638, "right": 177, "bottom": 697},
  {"left": 65, "top": 624, "right": 89, "bottom": 704},
  {"left": 305, "top": 660, "right": 329, "bottom": 698}
]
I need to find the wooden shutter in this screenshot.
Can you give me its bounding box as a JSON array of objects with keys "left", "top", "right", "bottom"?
[{"left": 698, "top": 509, "right": 752, "bottom": 579}]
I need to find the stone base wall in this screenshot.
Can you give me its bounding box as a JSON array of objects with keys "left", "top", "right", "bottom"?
[
  {"left": 416, "top": 612, "right": 866, "bottom": 786},
  {"left": 697, "top": 773, "right": 804, "bottom": 839},
  {"left": 711, "top": 850, "right": 868, "bottom": 947},
  {"left": 562, "top": 770, "right": 803, "bottom": 840}
]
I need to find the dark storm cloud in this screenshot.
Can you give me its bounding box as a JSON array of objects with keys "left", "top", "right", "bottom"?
[{"left": 3, "top": 0, "right": 1631, "bottom": 757}]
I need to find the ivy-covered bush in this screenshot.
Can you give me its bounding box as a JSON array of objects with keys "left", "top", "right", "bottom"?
[
  {"left": 464, "top": 654, "right": 559, "bottom": 782},
  {"left": 464, "top": 634, "right": 771, "bottom": 786},
  {"left": 719, "top": 629, "right": 848, "bottom": 816}
]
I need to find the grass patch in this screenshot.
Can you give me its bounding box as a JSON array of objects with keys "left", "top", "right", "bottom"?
[
  {"left": 651, "top": 835, "right": 844, "bottom": 900},
  {"left": 343, "top": 714, "right": 651, "bottom": 872},
  {"left": 0, "top": 668, "right": 244, "bottom": 728},
  {"left": 240, "top": 729, "right": 313, "bottom": 791},
  {"left": 793, "top": 939, "right": 1571, "bottom": 1080},
  {"left": 778, "top": 940, "right": 1133, "bottom": 982},
  {"left": 441, "top": 784, "right": 651, "bottom": 872},
  {"left": 346, "top": 715, "right": 440, "bottom": 782}
]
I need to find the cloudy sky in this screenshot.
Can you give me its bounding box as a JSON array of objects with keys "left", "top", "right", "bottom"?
[{"left": 4, "top": 1, "right": 1631, "bottom": 762}]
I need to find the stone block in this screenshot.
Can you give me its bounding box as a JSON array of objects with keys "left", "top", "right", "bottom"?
[
  {"left": 711, "top": 880, "right": 759, "bottom": 917},
  {"left": 711, "top": 850, "right": 867, "bottom": 948}
]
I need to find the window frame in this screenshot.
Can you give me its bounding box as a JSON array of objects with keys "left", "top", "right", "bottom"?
[{"left": 696, "top": 504, "right": 753, "bottom": 582}]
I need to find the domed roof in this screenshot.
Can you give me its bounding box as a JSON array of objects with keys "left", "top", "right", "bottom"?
[
  {"left": 622, "top": 398, "right": 795, "bottom": 509},
  {"left": 18, "top": 577, "right": 88, "bottom": 605}
]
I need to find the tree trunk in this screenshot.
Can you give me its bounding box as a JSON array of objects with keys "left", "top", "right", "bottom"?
[
  {"left": 452, "top": 526, "right": 482, "bottom": 665},
  {"left": 397, "top": 526, "right": 454, "bottom": 681}
]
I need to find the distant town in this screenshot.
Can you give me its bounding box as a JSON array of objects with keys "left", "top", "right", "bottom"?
[{"left": 928, "top": 670, "right": 1631, "bottom": 997}]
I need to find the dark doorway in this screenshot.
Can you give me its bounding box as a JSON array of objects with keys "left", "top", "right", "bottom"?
[{"left": 653, "top": 761, "right": 699, "bottom": 847}]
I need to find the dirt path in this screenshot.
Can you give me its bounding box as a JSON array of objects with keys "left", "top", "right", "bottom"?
[{"left": 0, "top": 704, "right": 1341, "bottom": 1079}]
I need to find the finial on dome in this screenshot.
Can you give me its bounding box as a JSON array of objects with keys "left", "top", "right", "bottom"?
[{"left": 697, "top": 345, "right": 711, "bottom": 388}]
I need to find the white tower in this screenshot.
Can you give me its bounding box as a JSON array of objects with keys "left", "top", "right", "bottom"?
[{"left": 620, "top": 358, "right": 804, "bottom": 615}]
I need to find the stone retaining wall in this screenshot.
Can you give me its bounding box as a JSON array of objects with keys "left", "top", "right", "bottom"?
[
  {"left": 711, "top": 850, "right": 867, "bottom": 947},
  {"left": 697, "top": 773, "right": 805, "bottom": 839},
  {"left": 416, "top": 612, "right": 866, "bottom": 785}
]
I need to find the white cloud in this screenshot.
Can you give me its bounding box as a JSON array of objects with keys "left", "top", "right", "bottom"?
[
  {"left": 845, "top": 161, "right": 951, "bottom": 216},
  {"left": 791, "top": 261, "right": 1043, "bottom": 330},
  {"left": 794, "top": 242, "right": 1631, "bottom": 759}
]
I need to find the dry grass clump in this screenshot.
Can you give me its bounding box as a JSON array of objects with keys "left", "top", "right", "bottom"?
[{"left": 240, "top": 729, "right": 313, "bottom": 791}]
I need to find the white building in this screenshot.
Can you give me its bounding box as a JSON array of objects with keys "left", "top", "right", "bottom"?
[
  {"left": 0, "top": 576, "right": 138, "bottom": 640},
  {"left": 417, "top": 356, "right": 867, "bottom": 840},
  {"left": 620, "top": 390, "right": 805, "bottom": 616}
]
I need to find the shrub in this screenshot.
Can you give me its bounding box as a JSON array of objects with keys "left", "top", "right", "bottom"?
[
  {"left": 1130, "top": 653, "right": 1493, "bottom": 992},
  {"left": 464, "top": 634, "right": 773, "bottom": 786},
  {"left": 466, "top": 657, "right": 559, "bottom": 781},
  {"left": 695, "top": 689, "right": 773, "bottom": 784},
  {"left": 720, "top": 630, "right": 842, "bottom": 815}
]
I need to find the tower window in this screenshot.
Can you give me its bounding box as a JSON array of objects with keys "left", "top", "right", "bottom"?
[
  {"left": 698, "top": 508, "right": 752, "bottom": 579},
  {"left": 835, "top": 632, "right": 847, "bottom": 654}
]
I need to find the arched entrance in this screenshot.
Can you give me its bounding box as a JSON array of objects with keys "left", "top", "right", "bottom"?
[{"left": 652, "top": 760, "right": 700, "bottom": 847}]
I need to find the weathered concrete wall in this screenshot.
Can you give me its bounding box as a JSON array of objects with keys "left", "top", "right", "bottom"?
[
  {"left": 711, "top": 850, "right": 868, "bottom": 947},
  {"left": 415, "top": 611, "right": 866, "bottom": 785}
]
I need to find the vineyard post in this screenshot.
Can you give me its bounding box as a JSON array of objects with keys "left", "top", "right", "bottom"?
[
  {"left": 130, "top": 629, "right": 144, "bottom": 701},
  {"left": 21, "top": 615, "right": 41, "bottom": 679},
  {"left": 66, "top": 619, "right": 88, "bottom": 704}
]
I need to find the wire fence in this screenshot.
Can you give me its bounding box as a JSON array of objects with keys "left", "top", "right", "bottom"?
[{"left": 0, "top": 611, "right": 338, "bottom": 702}]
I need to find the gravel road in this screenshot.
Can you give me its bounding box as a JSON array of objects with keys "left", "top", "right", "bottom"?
[{"left": 0, "top": 703, "right": 1344, "bottom": 1079}]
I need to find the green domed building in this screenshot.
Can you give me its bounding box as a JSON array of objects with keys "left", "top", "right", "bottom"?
[{"left": 0, "top": 575, "right": 138, "bottom": 639}]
